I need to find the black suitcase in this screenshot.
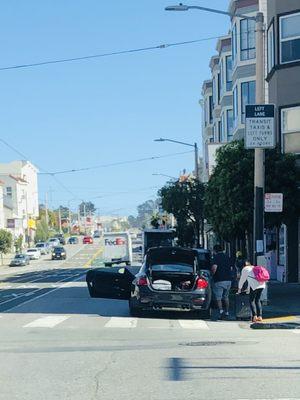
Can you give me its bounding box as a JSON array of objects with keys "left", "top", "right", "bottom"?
[{"left": 235, "top": 293, "right": 251, "bottom": 321}]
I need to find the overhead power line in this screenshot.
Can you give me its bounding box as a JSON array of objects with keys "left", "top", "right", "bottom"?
[
  {"left": 38, "top": 150, "right": 193, "bottom": 176},
  {"left": 0, "top": 36, "right": 224, "bottom": 71},
  {"left": 0, "top": 137, "right": 81, "bottom": 201}
]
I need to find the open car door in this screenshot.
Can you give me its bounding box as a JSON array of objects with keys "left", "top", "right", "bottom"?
[{"left": 86, "top": 267, "right": 135, "bottom": 300}]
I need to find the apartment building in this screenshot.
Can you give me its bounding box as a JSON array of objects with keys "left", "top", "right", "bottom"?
[
  {"left": 266, "top": 0, "right": 300, "bottom": 282},
  {"left": 0, "top": 161, "right": 39, "bottom": 243}
]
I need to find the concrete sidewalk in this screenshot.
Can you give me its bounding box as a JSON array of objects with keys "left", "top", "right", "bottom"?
[{"left": 263, "top": 281, "right": 300, "bottom": 321}]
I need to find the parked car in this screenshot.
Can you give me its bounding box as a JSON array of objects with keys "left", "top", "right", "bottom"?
[
  {"left": 93, "top": 230, "right": 101, "bottom": 238},
  {"left": 51, "top": 246, "right": 67, "bottom": 260},
  {"left": 48, "top": 238, "right": 60, "bottom": 248},
  {"left": 26, "top": 248, "right": 41, "bottom": 260},
  {"left": 10, "top": 254, "right": 30, "bottom": 267},
  {"left": 68, "top": 236, "right": 79, "bottom": 244},
  {"left": 83, "top": 236, "right": 93, "bottom": 244},
  {"left": 55, "top": 234, "right": 66, "bottom": 245},
  {"left": 86, "top": 246, "right": 212, "bottom": 318},
  {"left": 35, "top": 242, "right": 50, "bottom": 255}
]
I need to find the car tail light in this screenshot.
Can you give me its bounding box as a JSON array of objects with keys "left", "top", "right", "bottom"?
[
  {"left": 196, "top": 278, "right": 208, "bottom": 289},
  {"left": 137, "top": 277, "right": 148, "bottom": 286}
]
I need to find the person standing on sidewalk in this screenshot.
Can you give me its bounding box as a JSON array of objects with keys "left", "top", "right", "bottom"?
[
  {"left": 211, "top": 244, "right": 233, "bottom": 320},
  {"left": 237, "top": 261, "right": 266, "bottom": 323}
]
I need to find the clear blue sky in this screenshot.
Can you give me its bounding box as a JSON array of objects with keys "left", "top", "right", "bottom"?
[{"left": 0, "top": 0, "right": 229, "bottom": 216}]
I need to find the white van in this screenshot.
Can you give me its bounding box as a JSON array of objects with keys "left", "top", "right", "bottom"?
[{"left": 103, "top": 232, "right": 133, "bottom": 267}]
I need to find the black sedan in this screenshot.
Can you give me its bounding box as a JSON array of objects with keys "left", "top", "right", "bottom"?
[
  {"left": 51, "top": 246, "right": 67, "bottom": 260},
  {"left": 86, "top": 246, "right": 212, "bottom": 318},
  {"left": 10, "top": 254, "right": 30, "bottom": 267},
  {"left": 68, "top": 236, "right": 79, "bottom": 244}
]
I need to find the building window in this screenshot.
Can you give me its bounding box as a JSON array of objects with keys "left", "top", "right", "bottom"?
[
  {"left": 209, "top": 96, "right": 213, "bottom": 124},
  {"left": 267, "top": 23, "right": 275, "bottom": 73},
  {"left": 220, "top": 59, "right": 224, "bottom": 97},
  {"left": 217, "top": 73, "right": 221, "bottom": 104},
  {"left": 227, "top": 109, "right": 234, "bottom": 141},
  {"left": 218, "top": 121, "right": 221, "bottom": 142},
  {"left": 233, "top": 86, "right": 238, "bottom": 128},
  {"left": 280, "top": 12, "right": 300, "bottom": 64},
  {"left": 281, "top": 106, "right": 300, "bottom": 153},
  {"left": 6, "top": 187, "right": 12, "bottom": 197},
  {"left": 226, "top": 55, "right": 232, "bottom": 91},
  {"left": 240, "top": 19, "right": 256, "bottom": 61},
  {"left": 212, "top": 77, "right": 216, "bottom": 107},
  {"left": 232, "top": 23, "right": 237, "bottom": 65},
  {"left": 241, "top": 81, "right": 256, "bottom": 123},
  {"left": 220, "top": 113, "right": 225, "bottom": 142}
]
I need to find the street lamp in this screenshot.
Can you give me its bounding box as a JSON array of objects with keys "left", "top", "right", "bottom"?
[
  {"left": 154, "top": 138, "right": 200, "bottom": 181},
  {"left": 165, "top": 3, "right": 265, "bottom": 264}
]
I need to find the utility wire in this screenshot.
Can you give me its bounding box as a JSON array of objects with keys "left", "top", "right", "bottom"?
[
  {"left": 0, "top": 137, "right": 81, "bottom": 201},
  {"left": 0, "top": 36, "right": 224, "bottom": 71},
  {"left": 38, "top": 150, "right": 193, "bottom": 176}
]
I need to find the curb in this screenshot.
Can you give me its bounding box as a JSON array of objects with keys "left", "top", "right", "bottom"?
[{"left": 250, "top": 322, "right": 300, "bottom": 330}]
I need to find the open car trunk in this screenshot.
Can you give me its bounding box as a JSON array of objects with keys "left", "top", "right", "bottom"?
[{"left": 147, "top": 247, "right": 198, "bottom": 292}]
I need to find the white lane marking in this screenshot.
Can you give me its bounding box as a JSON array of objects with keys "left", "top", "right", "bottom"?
[
  {"left": 2, "top": 274, "right": 85, "bottom": 312},
  {"left": 104, "top": 317, "right": 137, "bottom": 329},
  {"left": 292, "top": 330, "right": 300, "bottom": 334},
  {"left": 178, "top": 320, "right": 210, "bottom": 330},
  {"left": 23, "top": 315, "right": 69, "bottom": 328},
  {"left": 0, "top": 285, "right": 12, "bottom": 289}
]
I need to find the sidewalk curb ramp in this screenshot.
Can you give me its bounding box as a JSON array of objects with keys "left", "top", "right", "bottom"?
[{"left": 251, "top": 322, "right": 300, "bottom": 330}]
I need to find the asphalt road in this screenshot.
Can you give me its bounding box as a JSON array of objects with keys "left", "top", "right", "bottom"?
[{"left": 1, "top": 245, "right": 300, "bottom": 400}]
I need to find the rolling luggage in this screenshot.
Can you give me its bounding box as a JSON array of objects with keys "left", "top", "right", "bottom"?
[{"left": 235, "top": 293, "right": 251, "bottom": 321}]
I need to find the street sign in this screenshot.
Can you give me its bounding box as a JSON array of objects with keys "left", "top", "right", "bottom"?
[
  {"left": 264, "top": 193, "right": 283, "bottom": 212},
  {"left": 245, "top": 104, "right": 275, "bottom": 149}
]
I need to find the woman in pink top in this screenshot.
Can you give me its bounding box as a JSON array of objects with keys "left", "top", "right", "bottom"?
[{"left": 237, "top": 261, "right": 266, "bottom": 323}]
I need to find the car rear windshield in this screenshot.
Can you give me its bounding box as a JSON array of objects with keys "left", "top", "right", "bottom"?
[
  {"left": 150, "top": 263, "right": 194, "bottom": 273},
  {"left": 15, "top": 254, "right": 25, "bottom": 259},
  {"left": 36, "top": 243, "right": 45, "bottom": 247},
  {"left": 27, "top": 249, "right": 36, "bottom": 252},
  {"left": 54, "top": 247, "right": 64, "bottom": 251}
]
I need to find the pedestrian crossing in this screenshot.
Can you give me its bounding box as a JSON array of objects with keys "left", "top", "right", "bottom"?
[
  {"left": 0, "top": 314, "right": 214, "bottom": 330},
  {"left": 1, "top": 313, "right": 299, "bottom": 332}
]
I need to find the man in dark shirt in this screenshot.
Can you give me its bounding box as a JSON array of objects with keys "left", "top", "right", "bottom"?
[{"left": 211, "top": 244, "right": 232, "bottom": 319}]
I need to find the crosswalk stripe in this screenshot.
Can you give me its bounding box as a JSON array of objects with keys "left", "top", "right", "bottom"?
[
  {"left": 104, "top": 317, "right": 137, "bottom": 328},
  {"left": 178, "top": 320, "right": 209, "bottom": 330},
  {"left": 23, "top": 316, "right": 69, "bottom": 328}
]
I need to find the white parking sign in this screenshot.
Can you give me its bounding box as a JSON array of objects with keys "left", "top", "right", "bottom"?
[
  {"left": 245, "top": 105, "right": 275, "bottom": 149},
  {"left": 264, "top": 193, "right": 283, "bottom": 212}
]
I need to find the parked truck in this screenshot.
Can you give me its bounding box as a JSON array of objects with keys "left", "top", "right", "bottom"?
[
  {"left": 142, "top": 229, "right": 175, "bottom": 256},
  {"left": 103, "top": 232, "right": 133, "bottom": 267}
]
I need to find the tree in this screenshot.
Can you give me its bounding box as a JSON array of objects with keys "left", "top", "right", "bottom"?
[
  {"left": 204, "top": 140, "right": 300, "bottom": 256},
  {"left": 159, "top": 177, "right": 205, "bottom": 247},
  {"left": 35, "top": 217, "right": 50, "bottom": 243},
  {"left": 79, "top": 201, "right": 96, "bottom": 216},
  {"left": 128, "top": 200, "right": 159, "bottom": 229},
  {"left": 0, "top": 229, "right": 13, "bottom": 264},
  {"left": 14, "top": 235, "right": 23, "bottom": 253}
]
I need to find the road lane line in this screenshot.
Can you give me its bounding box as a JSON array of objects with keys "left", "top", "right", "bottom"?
[
  {"left": 1, "top": 274, "right": 85, "bottom": 311},
  {"left": 23, "top": 315, "right": 69, "bottom": 328},
  {"left": 104, "top": 317, "right": 137, "bottom": 328},
  {"left": 178, "top": 320, "right": 209, "bottom": 330}
]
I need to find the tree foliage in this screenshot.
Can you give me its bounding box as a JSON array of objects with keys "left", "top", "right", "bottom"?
[
  {"left": 79, "top": 201, "right": 96, "bottom": 216},
  {"left": 35, "top": 217, "right": 50, "bottom": 243},
  {"left": 0, "top": 229, "right": 13, "bottom": 255},
  {"left": 128, "top": 200, "right": 159, "bottom": 228},
  {"left": 159, "top": 178, "right": 205, "bottom": 247},
  {"left": 205, "top": 140, "right": 300, "bottom": 242}
]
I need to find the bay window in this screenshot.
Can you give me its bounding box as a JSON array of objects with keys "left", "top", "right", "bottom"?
[
  {"left": 226, "top": 55, "right": 232, "bottom": 91},
  {"left": 280, "top": 12, "right": 300, "bottom": 64},
  {"left": 281, "top": 106, "right": 300, "bottom": 153},
  {"left": 233, "top": 86, "right": 238, "bottom": 128},
  {"left": 241, "top": 81, "right": 256, "bottom": 123},
  {"left": 267, "top": 23, "right": 275, "bottom": 72},
  {"left": 227, "top": 109, "right": 234, "bottom": 141},
  {"left": 240, "top": 19, "right": 256, "bottom": 61}
]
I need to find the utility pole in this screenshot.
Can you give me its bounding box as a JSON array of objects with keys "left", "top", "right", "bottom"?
[
  {"left": 45, "top": 192, "right": 49, "bottom": 227},
  {"left": 194, "top": 142, "right": 200, "bottom": 181},
  {"left": 83, "top": 203, "right": 87, "bottom": 234},
  {"left": 253, "top": 12, "right": 265, "bottom": 264},
  {"left": 58, "top": 206, "right": 62, "bottom": 234},
  {"left": 68, "top": 207, "right": 72, "bottom": 235}
]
